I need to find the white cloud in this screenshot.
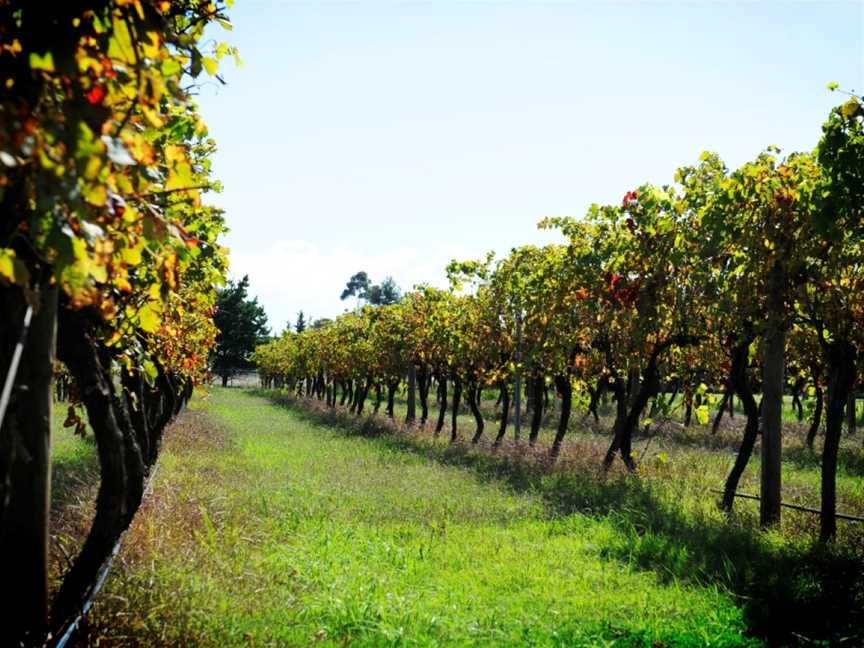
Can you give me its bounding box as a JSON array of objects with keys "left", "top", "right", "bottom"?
[{"left": 228, "top": 239, "right": 489, "bottom": 332}]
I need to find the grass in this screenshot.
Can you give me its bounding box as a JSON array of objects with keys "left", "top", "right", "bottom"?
[
  {"left": 62, "top": 388, "right": 762, "bottom": 647},
  {"left": 273, "top": 390, "right": 864, "bottom": 642},
  {"left": 338, "top": 385, "right": 864, "bottom": 536},
  {"left": 49, "top": 402, "right": 99, "bottom": 601},
  {"left": 47, "top": 387, "right": 864, "bottom": 646}
]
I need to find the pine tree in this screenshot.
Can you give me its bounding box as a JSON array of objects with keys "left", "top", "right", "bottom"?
[{"left": 212, "top": 276, "right": 270, "bottom": 386}]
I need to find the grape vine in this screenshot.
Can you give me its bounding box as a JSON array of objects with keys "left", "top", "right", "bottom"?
[
  {"left": 257, "top": 94, "right": 864, "bottom": 545},
  {"left": 0, "top": 1, "right": 233, "bottom": 643}
]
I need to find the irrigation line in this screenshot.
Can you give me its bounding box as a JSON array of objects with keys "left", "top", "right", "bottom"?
[
  {"left": 48, "top": 461, "right": 161, "bottom": 648},
  {"left": 0, "top": 304, "right": 34, "bottom": 432},
  {"left": 710, "top": 488, "right": 864, "bottom": 523}
]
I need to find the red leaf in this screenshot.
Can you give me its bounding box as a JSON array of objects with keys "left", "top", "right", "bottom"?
[{"left": 86, "top": 84, "right": 106, "bottom": 105}]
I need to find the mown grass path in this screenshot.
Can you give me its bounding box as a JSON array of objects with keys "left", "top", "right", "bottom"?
[{"left": 86, "top": 388, "right": 758, "bottom": 647}]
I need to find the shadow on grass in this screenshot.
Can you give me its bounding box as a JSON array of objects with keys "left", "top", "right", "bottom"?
[
  {"left": 784, "top": 444, "right": 864, "bottom": 479},
  {"left": 257, "top": 389, "right": 864, "bottom": 648},
  {"left": 381, "top": 392, "right": 827, "bottom": 458}
]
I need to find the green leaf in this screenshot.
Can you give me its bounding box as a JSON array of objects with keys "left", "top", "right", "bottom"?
[
  {"left": 161, "top": 58, "right": 182, "bottom": 77},
  {"left": 142, "top": 359, "right": 159, "bottom": 382},
  {"left": 695, "top": 405, "right": 710, "bottom": 426},
  {"left": 29, "top": 51, "right": 54, "bottom": 72},
  {"left": 826, "top": 81, "right": 839, "bottom": 91}
]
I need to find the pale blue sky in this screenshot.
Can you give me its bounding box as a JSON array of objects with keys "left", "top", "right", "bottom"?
[{"left": 198, "top": 0, "right": 863, "bottom": 331}]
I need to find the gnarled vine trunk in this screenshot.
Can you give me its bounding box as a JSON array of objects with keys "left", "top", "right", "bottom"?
[
  {"left": 469, "top": 383, "right": 485, "bottom": 443},
  {"left": 435, "top": 376, "right": 447, "bottom": 435},
  {"left": 722, "top": 336, "right": 760, "bottom": 512},
  {"left": 711, "top": 386, "right": 732, "bottom": 435},
  {"left": 51, "top": 308, "right": 145, "bottom": 629},
  {"left": 821, "top": 339, "right": 857, "bottom": 541},
  {"left": 418, "top": 366, "right": 430, "bottom": 425},
  {"left": 373, "top": 383, "right": 383, "bottom": 414},
  {"left": 355, "top": 377, "right": 372, "bottom": 415},
  {"left": 806, "top": 383, "right": 824, "bottom": 451},
  {"left": 386, "top": 380, "right": 398, "bottom": 418},
  {"left": 603, "top": 367, "right": 657, "bottom": 472},
  {"left": 495, "top": 382, "right": 510, "bottom": 445},
  {"left": 551, "top": 374, "right": 573, "bottom": 458}
]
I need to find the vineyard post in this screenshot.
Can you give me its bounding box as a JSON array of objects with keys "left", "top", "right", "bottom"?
[
  {"left": 514, "top": 311, "right": 522, "bottom": 439},
  {"left": 0, "top": 285, "right": 57, "bottom": 644},
  {"left": 761, "top": 260, "right": 785, "bottom": 528}
]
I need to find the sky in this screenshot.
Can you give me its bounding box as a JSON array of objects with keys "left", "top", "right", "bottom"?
[{"left": 195, "top": 0, "right": 864, "bottom": 332}]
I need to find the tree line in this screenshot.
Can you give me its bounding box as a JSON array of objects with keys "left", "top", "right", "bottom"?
[{"left": 256, "top": 92, "right": 864, "bottom": 544}]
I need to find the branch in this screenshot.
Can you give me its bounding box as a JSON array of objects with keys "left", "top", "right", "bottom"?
[{"left": 138, "top": 184, "right": 211, "bottom": 198}]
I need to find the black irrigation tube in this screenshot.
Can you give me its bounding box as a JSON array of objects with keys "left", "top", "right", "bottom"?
[
  {"left": 47, "top": 459, "right": 163, "bottom": 648},
  {"left": 710, "top": 488, "right": 864, "bottom": 523}
]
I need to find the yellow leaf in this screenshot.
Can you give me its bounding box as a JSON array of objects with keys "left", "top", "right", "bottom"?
[
  {"left": 841, "top": 98, "right": 861, "bottom": 119},
  {"left": 83, "top": 156, "right": 102, "bottom": 180},
  {"left": 127, "top": 134, "right": 155, "bottom": 165},
  {"left": 0, "top": 248, "right": 28, "bottom": 285},
  {"left": 108, "top": 17, "right": 135, "bottom": 64},
  {"left": 121, "top": 204, "right": 139, "bottom": 224},
  {"left": 89, "top": 261, "right": 107, "bottom": 283},
  {"left": 165, "top": 162, "right": 193, "bottom": 191},
  {"left": 82, "top": 183, "right": 107, "bottom": 207},
  {"left": 141, "top": 30, "right": 161, "bottom": 59},
  {"left": 106, "top": 328, "right": 123, "bottom": 346},
  {"left": 0, "top": 248, "right": 14, "bottom": 281},
  {"left": 114, "top": 275, "right": 132, "bottom": 292},
  {"left": 164, "top": 144, "right": 185, "bottom": 164},
  {"left": 142, "top": 106, "right": 164, "bottom": 128},
  {"left": 138, "top": 302, "right": 162, "bottom": 333},
  {"left": 121, "top": 245, "right": 142, "bottom": 266},
  {"left": 202, "top": 57, "right": 219, "bottom": 76}
]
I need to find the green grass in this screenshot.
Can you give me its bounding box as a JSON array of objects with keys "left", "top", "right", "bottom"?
[
  {"left": 258, "top": 388, "right": 864, "bottom": 645},
  {"left": 50, "top": 401, "right": 93, "bottom": 466},
  {"left": 81, "top": 388, "right": 760, "bottom": 647},
  {"left": 339, "top": 385, "right": 864, "bottom": 533},
  {"left": 49, "top": 401, "right": 99, "bottom": 599},
  {"left": 49, "top": 409, "right": 97, "bottom": 515}
]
